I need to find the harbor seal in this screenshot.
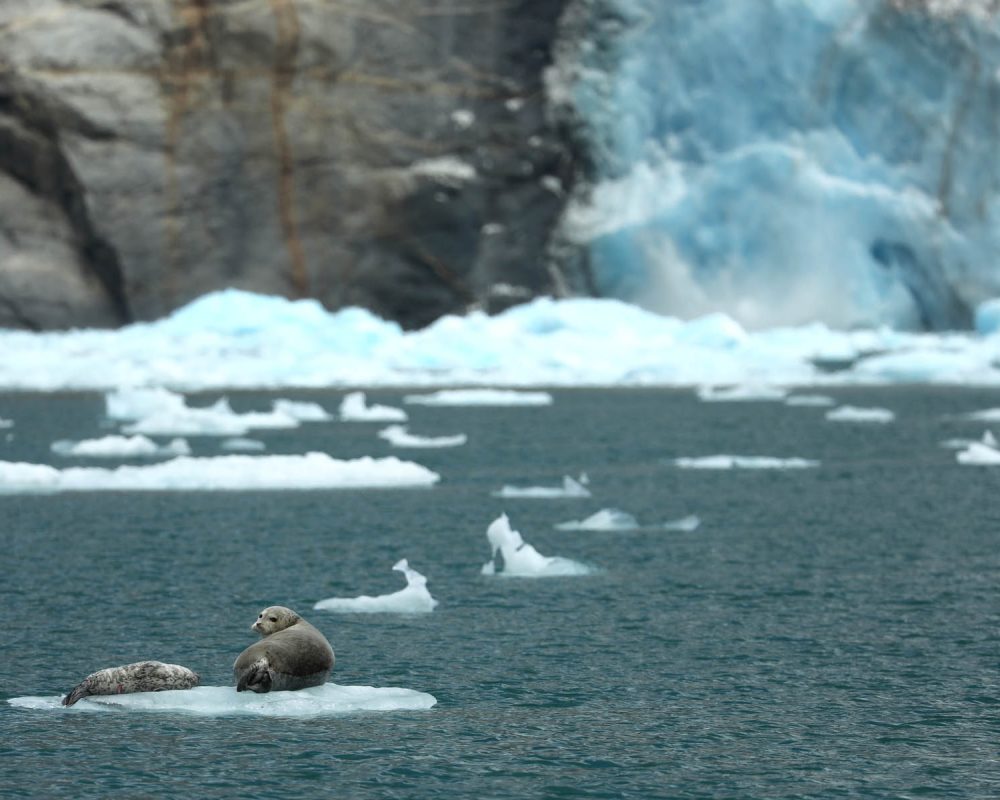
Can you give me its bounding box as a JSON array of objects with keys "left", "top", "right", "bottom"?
[
  {"left": 233, "top": 606, "right": 334, "bottom": 693},
  {"left": 62, "top": 660, "right": 200, "bottom": 706}
]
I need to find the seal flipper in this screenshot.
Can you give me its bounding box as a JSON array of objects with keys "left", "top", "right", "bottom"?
[
  {"left": 236, "top": 661, "right": 272, "bottom": 693},
  {"left": 62, "top": 682, "right": 90, "bottom": 707}
]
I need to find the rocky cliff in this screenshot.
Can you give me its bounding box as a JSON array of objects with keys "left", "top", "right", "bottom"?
[{"left": 0, "top": 0, "right": 575, "bottom": 330}]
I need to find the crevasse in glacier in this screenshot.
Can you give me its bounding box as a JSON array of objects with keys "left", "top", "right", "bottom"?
[{"left": 550, "top": 0, "right": 1000, "bottom": 330}]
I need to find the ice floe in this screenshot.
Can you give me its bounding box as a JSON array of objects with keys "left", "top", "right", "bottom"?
[
  {"left": 555, "top": 508, "right": 639, "bottom": 531},
  {"left": 696, "top": 384, "right": 787, "bottom": 402},
  {"left": 492, "top": 474, "right": 591, "bottom": 498},
  {"left": 784, "top": 394, "right": 836, "bottom": 407},
  {"left": 273, "top": 399, "right": 333, "bottom": 421},
  {"left": 661, "top": 514, "right": 701, "bottom": 532},
  {"left": 219, "top": 437, "right": 267, "bottom": 452},
  {"left": 314, "top": 559, "right": 439, "bottom": 613},
  {"left": 339, "top": 392, "right": 407, "bottom": 422},
  {"left": 9, "top": 683, "right": 436, "bottom": 716},
  {"left": 956, "top": 439, "right": 1000, "bottom": 465},
  {"left": 0, "top": 417, "right": 13, "bottom": 428},
  {"left": 377, "top": 425, "right": 467, "bottom": 449},
  {"left": 51, "top": 435, "right": 191, "bottom": 458},
  {"left": 403, "top": 389, "right": 554, "bottom": 406},
  {"left": 673, "top": 455, "right": 819, "bottom": 469},
  {"left": 0, "top": 453, "right": 439, "bottom": 493},
  {"left": 825, "top": 405, "right": 895, "bottom": 423},
  {"left": 120, "top": 397, "right": 299, "bottom": 437},
  {"left": 481, "top": 513, "right": 594, "bottom": 577},
  {"left": 965, "top": 407, "right": 1000, "bottom": 422}
]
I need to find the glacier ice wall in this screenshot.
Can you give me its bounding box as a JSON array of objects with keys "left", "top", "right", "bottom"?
[{"left": 551, "top": 0, "right": 1000, "bottom": 330}]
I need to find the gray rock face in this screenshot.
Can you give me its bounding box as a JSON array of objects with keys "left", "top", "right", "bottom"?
[{"left": 0, "top": 0, "right": 575, "bottom": 330}]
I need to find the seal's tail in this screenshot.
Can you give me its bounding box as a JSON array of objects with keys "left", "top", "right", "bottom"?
[
  {"left": 236, "top": 663, "right": 272, "bottom": 693},
  {"left": 62, "top": 682, "right": 89, "bottom": 707}
]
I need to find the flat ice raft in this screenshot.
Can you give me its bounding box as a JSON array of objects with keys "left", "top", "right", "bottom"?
[
  {"left": 0, "top": 452, "right": 439, "bottom": 492},
  {"left": 10, "top": 683, "right": 437, "bottom": 717}
]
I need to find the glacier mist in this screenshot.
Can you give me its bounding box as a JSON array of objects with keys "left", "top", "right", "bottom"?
[{"left": 551, "top": 0, "right": 1000, "bottom": 331}]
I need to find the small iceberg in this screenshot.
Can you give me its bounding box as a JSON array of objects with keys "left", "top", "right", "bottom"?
[
  {"left": 273, "top": 399, "right": 333, "bottom": 421},
  {"left": 661, "top": 514, "right": 701, "bottom": 532},
  {"left": 122, "top": 397, "right": 299, "bottom": 437},
  {"left": 51, "top": 435, "right": 190, "bottom": 458},
  {"left": 492, "top": 474, "right": 591, "bottom": 498},
  {"left": 481, "top": 513, "right": 594, "bottom": 577},
  {"left": 0, "top": 452, "right": 440, "bottom": 493},
  {"left": 554, "top": 508, "right": 639, "bottom": 531},
  {"left": 403, "top": 389, "right": 553, "bottom": 406},
  {"left": 825, "top": 405, "right": 895, "bottom": 423},
  {"left": 0, "top": 417, "right": 13, "bottom": 429},
  {"left": 784, "top": 394, "right": 835, "bottom": 407},
  {"left": 9, "top": 683, "right": 436, "bottom": 717},
  {"left": 220, "top": 437, "right": 267, "bottom": 452},
  {"left": 957, "top": 440, "right": 1000, "bottom": 465},
  {"left": 673, "top": 455, "right": 819, "bottom": 469},
  {"left": 377, "top": 425, "right": 467, "bottom": 449},
  {"left": 339, "top": 392, "right": 407, "bottom": 422},
  {"left": 314, "top": 559, "right": 439, "bottom": 613},
  {"left": 697, "top": 384, "right": 787, "bottom": 402}
]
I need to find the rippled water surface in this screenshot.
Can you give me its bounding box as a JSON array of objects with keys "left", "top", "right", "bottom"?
[{"left": 2, "top": 387, "right": 1000, "bottom": 798}]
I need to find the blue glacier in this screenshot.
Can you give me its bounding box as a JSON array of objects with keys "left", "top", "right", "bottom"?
[{"left": 551, "top": 0, "right": 1000, "bottom": 330}]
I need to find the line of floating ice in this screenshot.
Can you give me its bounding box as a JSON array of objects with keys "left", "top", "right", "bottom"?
[
  {"left": 377, "top": 425, "right": 467, "bottom": 449},
  {"left": 404, "top": 389, "right": 554, "bottom": 406},
  {"left": 0, "top": 453, "right": 440, "bottom": 493},
  {"left": 554, "top": 508, "right": 639, "bottom": 531},
  {"left": 824, "top": 405, "right": 895, "bottom": 423},
  {"left": 697, "top": 384, "right": 788, "bottom": 402},
  {"left": 673, "top": 455, "right": 819, "bottom": 469},
  {"left": 492, "top": 474, "right": 591, "bottom": 498},
  {"left": 314, "top": 560, "right": 439, "bottom": 613},
  {"left": 51, "top": 435, "right": 191, "bottom": 459}
]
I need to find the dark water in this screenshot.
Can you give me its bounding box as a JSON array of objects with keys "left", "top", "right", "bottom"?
[{"left": 2, "top": 387, "right": 1000, "bottom": 799}]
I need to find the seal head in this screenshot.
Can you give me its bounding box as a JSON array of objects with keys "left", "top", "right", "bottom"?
[{"left": 234, "top": 606, "right": 334, "bottom": 693}]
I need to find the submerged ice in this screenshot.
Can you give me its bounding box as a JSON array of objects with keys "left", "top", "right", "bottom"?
[{"left": 9, "top": 683, "right": 436, "bottom": 717}]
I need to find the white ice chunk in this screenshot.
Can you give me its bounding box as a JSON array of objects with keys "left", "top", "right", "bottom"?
[
  {"left": 966, "top": 407, "right": 1000, "bottom": 422},
  {"left": 122, "top": 397, "right": 299, "bottom": 437},
  {"left": 376, "top": 425, "right": 467, "bottom": 449},
  {"left": 9, "top": 683, "right": 436, "bottom": 716},
  {"left": 273, "top": 399, "right": 333, "bottom": 421},
  {"left": 339, "top": 392, "right": 407, "bottom": 422},
  {"left": 403, "top": 389, "right": 553, "bottom": 406},
  {"left": 661, "top": 514, "right": 701, "bottom": 531},
  {"left": 481, "top": 513, "right": 594, "bottom": 577},
  {"left": 784, "top": 394, "right": 836, "bottom": 407},
  {"left": 219, "top": 437, "right": 266, "bottom": 452},
  {"left": 825, "top": 405, "right": 895, "bottom": 423},
  {"left": 51, "top": 435, "right": 190, "bottom": 458},
  {"left": 957, "top": 441, "right": 1000, "bottom": 465},
  {"left": 314, "top": 559, "right": 439, "bottom": 613},
  {"left": 674, "top": 455, "right": 819, "bottom": 469},
  {"left": 554, "top": 508, "right": 639, "bottom": 531},
  {"left": 697, "top": 384, "right": 787, "bottom": 402},
  {"left": 105, "top": 387, "right": 188, "bottom": 421},
  {"left": 0, "top": 453, "right": 439, "bottom": 493},
  {"left": 0, "top": 417, "right": 13, "bottom": 429},
  {"left": 493, "top": 474, "right": 591, "bottom": 498}
]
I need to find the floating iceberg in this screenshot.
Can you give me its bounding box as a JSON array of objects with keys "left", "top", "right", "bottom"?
[
  {"left": 9, "top": 683, "right": 436, "bottom": 717},
  {"left": 492, "top": 474, "right": 591, "bottom": 499},
  {"left": 219, "top": 437, "right": 266, "bottom": 452},
  {"left": 554, "top": 508, "right": 639, "bottom": 531},
  {"left": 661, "top": 514, "right": 701, "bottom": 532},
  {"left": 51, "top": 435, "right": 190, "bottom": 458},
  {"left": 0, "top": 453, "right": 439, "bottom": 493},
  {"left": 957, "top": 440, "right": 1000, "bottom": 465},
  {"left": 0, "top": 417, "right": 13, "bottom": 428},
  {"left": 481, "top": 513, "right": 594, "bottom": 577},
  {"left": 673, "top": 455, "right": 819, "bottom": 470},
  {"left": 784, "top": 394, "right": 836, "bottom": 407},
  {"left": 825, "top": 405, "right": 895, "bottom": 423},
  {"left": 273, "top": 399, "right": 333, "bottom": 422},
  {"left": 376, "top": 425, "right": 467, "bottom": 449},
  {"left": 339, "top": 392, "right": 407, "bottom": 422},
  {"left": 696, "top": 384, "right": 787, "bottom": 402},
  {"left": 403, "top": 389, "right": 554, "bottom": 406},
  {"left": 122, "top": 397, "right": 299, "bottom": 437},
  {"left": 314, "top": 559, "right": 439, "bottom": 613}
]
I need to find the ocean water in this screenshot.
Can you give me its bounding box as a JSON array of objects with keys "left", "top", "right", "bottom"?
[{"left": 2, "top": 387, "right": 999, "bottom": 799}]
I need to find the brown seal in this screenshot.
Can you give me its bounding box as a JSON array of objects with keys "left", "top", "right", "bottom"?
[
  {"left": 62, "top": 660, "right": 200, "bottom": 706},
  {"left": 233, "top": 606, "right": 334, "bottom": 693}
]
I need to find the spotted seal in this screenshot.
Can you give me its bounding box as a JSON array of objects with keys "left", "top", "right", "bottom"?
[
  {"left": 62, "top": 660, "right": 200, "bottom": 706},
  {"left": 233, "top": 606, "right": 334, "bottom": 693}
]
